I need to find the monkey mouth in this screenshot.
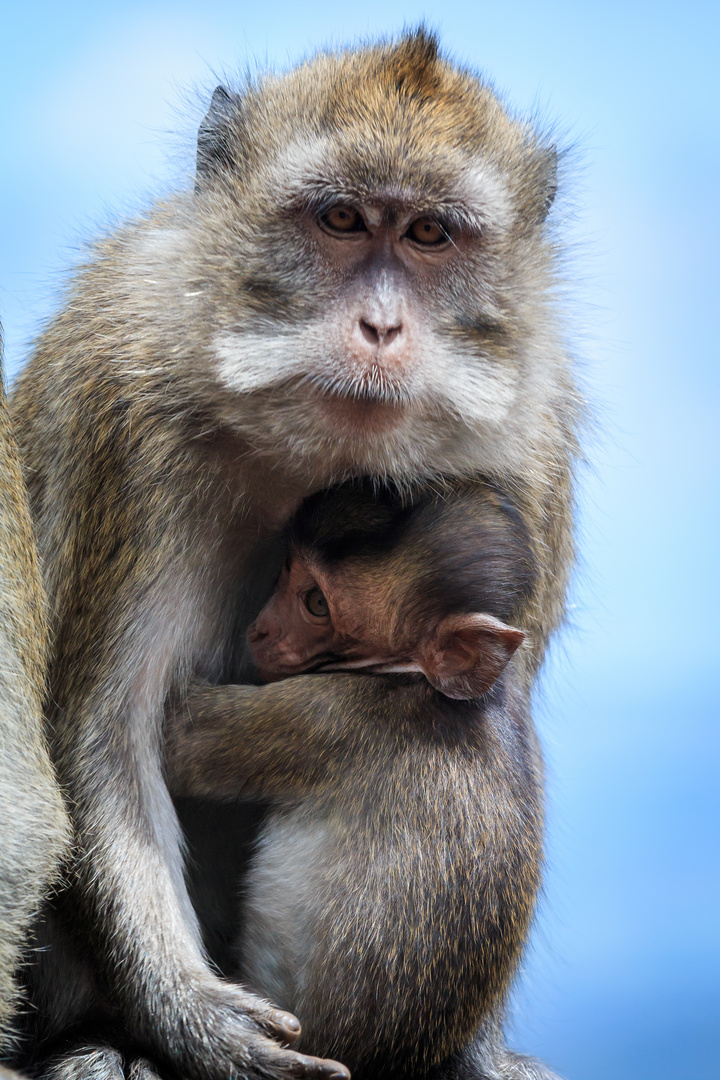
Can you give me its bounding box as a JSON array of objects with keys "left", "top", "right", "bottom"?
[
  {"left": 318, "top": 395, "right": 405, "bottom": 434},
  {"left": 314, "top": 657, "right": 423, "bottom": 676},
  {"left": 253, "top": 651, "right": 347, "bottom": 681},
  {"left": 304, "top": 365, "right": 417, "bottom": 409},
  {"left": 310, "top": 375, "right": 412, "bottom": 435},
  {"left": 273, "top": 651, "right": 365, "bottom": 675},
  {"left": 305, "top": 652, "right": 351, "bottom": 673}
]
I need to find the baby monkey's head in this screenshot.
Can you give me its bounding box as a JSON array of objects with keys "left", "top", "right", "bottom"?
[{"left": 247, "top": 483, "right": 530, "bottom": 701}]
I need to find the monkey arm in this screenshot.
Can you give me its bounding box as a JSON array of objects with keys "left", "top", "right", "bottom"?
[
  {"left": 165, "top": 674, "right": 383, "bottom": 799},
  {"left": 0, "top": 382, "right": 71, "bottom": 1039}
]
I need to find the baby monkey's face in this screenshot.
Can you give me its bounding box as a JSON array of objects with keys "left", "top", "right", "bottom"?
[
  {"left": 247, "top": 549, "right": 402, "bottom": 684},
  {"left": 247, "top": 548, "right": 526, "bottom": 700}
]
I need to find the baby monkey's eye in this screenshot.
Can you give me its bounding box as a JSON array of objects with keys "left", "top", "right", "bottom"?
[
  {"left": 405, "top": 217, "right": 448, "bottom": 246},
  {"left": 304, "top": 587, "right": 330, "bottom": 618},
  {"left": 319, "top": 205, "right": 366, "bottom": 234}
]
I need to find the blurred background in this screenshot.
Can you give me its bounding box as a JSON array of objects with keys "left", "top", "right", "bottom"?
[{"left": 2, "top": 2, "right": 718, "bottom": 1077}]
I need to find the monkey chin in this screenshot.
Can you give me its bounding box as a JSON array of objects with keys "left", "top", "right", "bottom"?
[{"left": 316, "top": 392, "right": 408, "bottom": 437}]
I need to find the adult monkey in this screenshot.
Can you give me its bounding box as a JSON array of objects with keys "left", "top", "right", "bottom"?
[
  {"left": 11, "top": 28, "right": 580, "bottom": 1080},
  {"left": 0, "top": 339, "right": 70, "bottom": 1052}
]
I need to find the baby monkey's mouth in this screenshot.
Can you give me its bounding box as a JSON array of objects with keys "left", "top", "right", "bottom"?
[
  {"left": 311, "top": 655, "right": 423, "bottom": 676},
  {"left": 305, "top": 652, "right": 353, "bottom": 673},
  {"left": 252, "top": 652, "right": 349, "bottom": 681}
]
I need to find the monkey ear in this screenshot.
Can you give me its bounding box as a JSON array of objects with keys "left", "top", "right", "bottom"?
[
  {"left": 196, "top": 85, "right": 240, "bottom": 190},
  {"left": 419, "top": 613, "right": 525, "bottom": 700}
]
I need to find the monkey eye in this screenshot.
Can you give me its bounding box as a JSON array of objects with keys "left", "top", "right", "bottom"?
[
  {"left": 405, "top": 217, "right": 448, "bottom": 246},
  {"left": 304, "top": 587, "right": 330, "bottom": 617},
  {"left": 319, "top": 205, "right": 367, "bottom": 235}
]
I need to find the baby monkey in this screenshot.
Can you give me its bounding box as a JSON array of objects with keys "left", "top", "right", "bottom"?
[{"left": 167, "top": 481, "right": 552, "bottom": 1080}]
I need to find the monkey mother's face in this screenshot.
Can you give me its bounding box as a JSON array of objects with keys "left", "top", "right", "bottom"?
[{"left": 190, "top": 38, "right": 558, "bottom": 483}]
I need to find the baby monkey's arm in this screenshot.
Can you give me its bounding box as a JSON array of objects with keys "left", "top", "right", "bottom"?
[{"left": 165, "top": 673, "right": 387, "bottom": 799}]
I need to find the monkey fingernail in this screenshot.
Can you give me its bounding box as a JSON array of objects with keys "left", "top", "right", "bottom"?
[
  {"left": 318, "top": 1064, "right": 350, "bottom": 1079},
  {"left": 272, "top": 1009, "right": 301, "bottom": 1036},
  {"left": 316, "top": 1060, "right": 350, "bottom": 1079}
]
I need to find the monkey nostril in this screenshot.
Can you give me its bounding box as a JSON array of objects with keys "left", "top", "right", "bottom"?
[
  {"left": 359, "top": 319, "right": 380, "bottom": 345},
  {"left": 359, "top": 319, "right": 403, "bottom": 347}
]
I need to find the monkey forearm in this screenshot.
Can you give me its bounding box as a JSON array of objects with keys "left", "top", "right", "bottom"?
[{"left": 165, "top": 676, "right": 369, "bottom": 798}]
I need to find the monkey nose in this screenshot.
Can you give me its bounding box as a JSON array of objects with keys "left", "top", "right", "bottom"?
[
  {"left": 358, "top": 318, "right": 403, "bottom": 347},
  {"left": 247, "top": 621, "right": 267, "bottom": 644}
]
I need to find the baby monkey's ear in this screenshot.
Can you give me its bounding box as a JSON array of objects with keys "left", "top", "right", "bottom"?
[{"left": 420, "top": 613, "right": 525, "bottom": 700}]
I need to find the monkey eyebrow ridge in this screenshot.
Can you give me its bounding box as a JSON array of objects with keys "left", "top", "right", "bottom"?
[
  {"left": 269, "top": 139, "right": 503, "bottom": 235},
  {"left": 298, "top": 182, "right": 489, "bottom": 236}
]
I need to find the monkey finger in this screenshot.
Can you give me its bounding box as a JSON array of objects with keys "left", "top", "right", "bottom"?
[
  {"left": 264, "top": 1008, "right": 302, "bottom": 1042},
  {"left": 286, "top": 1056, "right": 349, "bottom": 1080},
  {"left": 217, "top": 986, "right": 302, "bottom": 1043},
  {"left": 254, "top": 1044, "right": 350, "bottom": 1080}
]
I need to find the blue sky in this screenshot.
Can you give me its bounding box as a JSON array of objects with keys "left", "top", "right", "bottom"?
[{"left": 2, "top": 3, "right": 718, "bottom": 1078}]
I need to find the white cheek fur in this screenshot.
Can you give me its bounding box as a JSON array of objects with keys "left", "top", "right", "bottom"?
[{"left": 211, "top": 323, "right": 520, "bottom": 426}]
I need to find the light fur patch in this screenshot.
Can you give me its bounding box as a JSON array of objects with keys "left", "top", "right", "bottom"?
[
  {"left": 241, "top": 816, "right": 338, "bottom": 1008},
  {"left": 212, "top": 324, "right": 519, "bottom": 426},
  {"left": 266, "top": 135, "right": 515, "bottom": 234}
]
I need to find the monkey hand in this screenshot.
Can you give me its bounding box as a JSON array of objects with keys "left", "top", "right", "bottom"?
[{"left": 135, "top": 976, "right": 350, "bottom": 1080}]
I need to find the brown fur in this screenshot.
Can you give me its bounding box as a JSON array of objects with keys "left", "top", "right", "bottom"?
[
  {"left": 166, "top": 483, "right": 549, "bottom": 1079},
  {"left": 0, "top": 340, "right": 70, "bottom": 1049},
  {"left": 9, "top": 28, "right": 577, "bottom": 1080}
]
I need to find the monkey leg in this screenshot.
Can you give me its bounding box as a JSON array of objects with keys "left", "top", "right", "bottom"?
[
  {"left": 495, "top": 1052, "right": 561, "bottom": 1080},
  {"left": 41, "top": 1047, "right": 125, "bottom": 1080},
  {"left": 426, "top": 1029, "right": 561, "bottom": 1080},
  {"left": 40, "top": 1048, "right": 279, "bottom": 1080},
  {"left": 39, "top": 1048, "right": 168, "bottom": 1080}
]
